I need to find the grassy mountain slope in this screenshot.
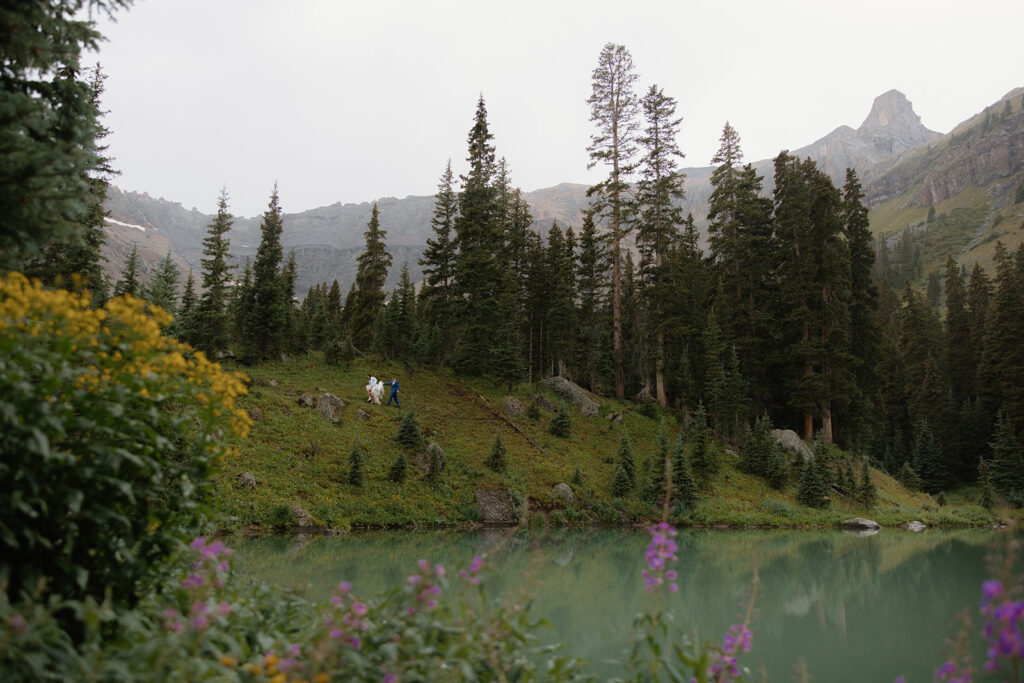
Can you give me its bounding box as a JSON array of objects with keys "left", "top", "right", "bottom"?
[{"left": 210, "top": 357, "right": 991, "bottom": 531}]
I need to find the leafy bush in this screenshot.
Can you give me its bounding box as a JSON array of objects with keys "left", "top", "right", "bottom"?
[{"left": 0, "top": 275, "right": 250, "bottom": 608}]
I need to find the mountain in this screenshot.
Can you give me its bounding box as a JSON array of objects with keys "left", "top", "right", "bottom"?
[{"left": 102, "top": 88, "right": 1023, "bottom": 296}]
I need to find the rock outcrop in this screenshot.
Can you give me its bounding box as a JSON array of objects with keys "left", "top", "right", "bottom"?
[
  {"left": 474, "top": 488, "right": 518, "bottom": 524},
  {"left": 316, "top": 393, "right": 345, "bottom": 423},
  {"left": 843, "top": 518, "right": 881, "bottom": 530},
  {"left": 502, "top": 396, "right": 526, "bottom": 419},
  {"left": 552, "top": 482, "right": 575, "bottom": 505},
  {"left": 771, "top": 429, "right": 813, "bottom": 462},
  {"left": 542, "top": 376, "right": 600, "bottom": 417}
]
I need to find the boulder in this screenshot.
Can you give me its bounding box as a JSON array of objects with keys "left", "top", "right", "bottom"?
[
  {"left": 316, "top": 393, "right": 345, "bottom": 423},
  {"left": 903, "top": 520, "right": 927, "bottom": 532},
  {"left": 771, "top": 429, "right": 813, "bottom": 462},
  {"left": 542, "top": 376, "right": 600, "bottom": 417},
  {"left": 843, "top": 517, "right": 882, "bottom": 530},
  {"left": 502, "top": 396, "right": 526, "bottom": 419},
  {"left": 474, "top": 488, "right": 518, "bottom": 524},
  {"left": 552, "top": 482, "right": 575, "bottom": 505},
  {"left": 357, "top": 408, "right": 371, "bottom": 421},
  {"left": 297, "top": 393, "right": 317, "bottom": 408},
  {"left": 290, "top": 504, "right": 317, "bottom": 528},
  {"left": 605, "top": 412, "right": 623, "bottom": 425},
  {"left": 248, "top": 405, "right": 265, "bottom": 422},
  {"left": 532, "top": 395, "right": 558, "bottom": 413},
  {"left": 236, "top": 472, "right": 257, "bottom": 490}
]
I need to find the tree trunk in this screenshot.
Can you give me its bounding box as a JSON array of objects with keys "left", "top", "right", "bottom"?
[{"left": 612, "top": 241, "right": 624, "bottom": 399}]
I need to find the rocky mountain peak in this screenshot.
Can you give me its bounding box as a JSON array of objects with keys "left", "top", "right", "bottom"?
[{"left": 860, "top": 89, "right": 926, "bottom": 133}]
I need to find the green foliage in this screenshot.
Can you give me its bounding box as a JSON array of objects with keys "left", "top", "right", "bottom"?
[
  {"left": 549, "top": 404, "right": 572, "bottom": 438},
  {"left": 569, "top": 466, "right": 585, "bottom": 488},
  {"left": 526, "top": 400, "right": 541, "bottom": 421},
  {"left": 688, "top": 404, "right": 718, "bottom": 479},
  {"left": 858, "top": 459, "right": 878, "bottom": 508},
  {"left": 388, "top": 452, "right": 408, "bottom": 483},
  {"left": 0, "top": 274, "right": 249, "bottom": 609},
  {"left": 978, "top": 457, "right": 996, "bottom": 510},
  {"left": 426, "top": 442, "right": 445, "bottom": 485},
  {"left": 797, "top": 439, "right": 831, "bottom": 509},
  {"left": 671, "top": 434, "right": 698, "bottom": 510},
  {"left": 347, "top": 444, "right": 365, "bottom": 488},
  {"left": 740, "top": 413, "right": 785, "bottom": 487},
  {"left": 395, "top": 410, "right": 424, "bottom": 450},
  {"left": 193, "top": 188, "right": 234, "bottom": 355},
  {"left": 615, "top": 435, "right": 636, "bottom": 488},
  {"left": 238, "top": 186, "right": 289, "bottom": 363},
  {"left": 484, "top": 431, "right": 508, "bottom": 473},
  {"left": 898, "top": 461, "right": 922, "bottom": 491},
  {"left": 610, "top": 463, "right": 632, "bottom": 498}
]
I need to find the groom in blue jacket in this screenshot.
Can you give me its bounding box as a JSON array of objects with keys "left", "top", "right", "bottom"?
[{"left": 383, "top": 376, "right": 400, "bottom": 407}]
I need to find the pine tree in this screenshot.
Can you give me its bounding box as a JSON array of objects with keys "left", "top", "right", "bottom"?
[
  {"left": 388, "top": 452, "right": 408, "bottom": 483},
  {"left": 911, "top": 417, "right": 945, "bottom": 494},
  {"left": 396, "top": 410, "right": 424, "bottom": 450},
  {"left": 978, "top": 457, "right": 996, "bottom": 510},
  {"left": 641, "top": 429, "right": 669, "bottom": 507},
  {"left": 740, "top": 412, "right": 774, "bottom": 479},
  {"left": 990, "top": 413, "right": 1024, "bottom": 497},
  {"left": 858, "top": 459, "right": 877, "bottom": 508},
  {"left": 146, "top": 250, "right": 179, "bottom": 315},
  {"left": 898, "top": 461, "right": 922, "bottom": 491},
  {"left": 113, "top": 244, "right": 142, "bottom": 298},
  {"left": 484, "top": 431, "right": 508, "bottom": 473},
  {"left": 575, "top": 211, "right": 609, "bottom": 393},
  {"left": 636, "top": 84, "right": 686, "bottom": 406},
  {"left": 175, "top": 269, "right": 198, "bottom": 343},
  {"left": 549, "top": 404, "right": 572, "bottom": 438},
  {"left": 587, "top": 43, "right": 640, "bottom": 399},
  {"left": 347, "top": 444, "right": 365, "bottom": 488},
  {"left": 241, "top": 186, "right": 288, "bottom": 362},
  {"left": 348, "top": 202, "right": 392, "bottom": 349},
  {"left": 426, "top": 442, "right": 445, "bottom": 484},
  {"left": 1, "top": 6, "right": 129, "bottom": 271},
  {"left": 985, "top": 243, "right": 1024, "bottom": 434},
  {"left": 610, "top": 463, "right": 632, "bottom": 498},
  {"left": 194, "top": 188, "right": 234, "bottom": 354},
  {"left": 615, "top": 435, "right": 636, "bottom": 488},
  {"left": 688, "top": 403, "right": 717, "bottom": 478},
  {"left": 672, "top": 434, "right": 698, "bottom": 509},
  {"left": 419, "top": 160, "right": 459, "bottom": 341},
  {"left": 797, "top": 443, "right": 830, "bottom": 509}
]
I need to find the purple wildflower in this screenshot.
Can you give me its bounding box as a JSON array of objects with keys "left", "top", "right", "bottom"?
[
  {"left": 182, "top": 573, "right": 203, "bottom": 588},
  {"left": 8, "top": 613, "right": 26, "bottom": 633}
]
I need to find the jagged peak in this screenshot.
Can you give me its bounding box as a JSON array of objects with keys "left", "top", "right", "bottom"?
[{"left": 860, "top": 89, "right": 922, "bottom": 130}]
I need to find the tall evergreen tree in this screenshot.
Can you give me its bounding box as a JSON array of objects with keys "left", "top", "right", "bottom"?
[
  {"left": 146, "top": 250, "right": 179, "bottom": 315},
  {"left": 1, "top": 3, "right": 130, "bottom": 271},
  {"left": 175, "top": 269, "right": 198, "bottom": 343},
  {"left": 193, "top": 188, "right": 234, "bottom": 354},
  {"left": 348, "top": 202, "right": 392, "bottom": 349},
  {"left": 113, "top": 243, "right": 142, "bottom": 298},
  {"left": 587, "top": 43, "right": 640, "bottom": 399},
  {"left": 240, "top": 185, "right": 287, "bottom": 362},
  {"left": 419, "top": 160, "right": 459, "bottom": 339},
  {"left": 575, "top": 211, "right": 609, "bottom": 392},
  {"left": 635, "top": 84, "right": 686, "bottom": 406},
  {"left": 985, "top": 243, "right": 1024, "bottom": 434}
]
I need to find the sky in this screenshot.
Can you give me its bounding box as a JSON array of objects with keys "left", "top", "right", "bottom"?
[{"left": 88, "top": 0, "right": 1024, "bottom": 218}]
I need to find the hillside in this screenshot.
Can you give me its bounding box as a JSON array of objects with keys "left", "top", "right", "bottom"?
[{"left": 211, "top": 357, "right": 991, "bottom": 532}]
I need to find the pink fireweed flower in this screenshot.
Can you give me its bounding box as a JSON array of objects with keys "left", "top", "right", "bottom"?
[
  {"left": 408, "top": 575, "right": 421, "bottom": 585},
  {"left": 338, "top": 581, "right": 352, "bottom": 594},
  {"left": 352, "top": 602, "right": 368, "bottom": 617},
  {"left": 642, "top": 522, "right": 679, "bottom": 592},
  {"left": 182, "top": 573, "right": 203, "bottom": 588},
  {"left": 216, "top": 601, "right": 232, "bottom": 616},
  {"left": 190, "top": 536, "right": 207, "bottom": 550},
  {"left": 191, "top": 615, "right": 209, "bottom": 631},
  {"left": 708, "top": 624, "right": 753, "bottom": 681}
]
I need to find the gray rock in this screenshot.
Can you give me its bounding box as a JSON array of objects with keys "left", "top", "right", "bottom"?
[
  {"left": 297, "top": 393, "right": 317, "bottom": 408},
  {"left": 532, "top": 395, "right": 558, "bottom": 413},
  {"left": 474, "top": 488, "right": 518, "bottom": 524},
  {"left": 357, "top": 408, "right": 371, "bottom": 420},
  {"left": 236, "top": 472, "right": 257, "bottom": 490},
  {"left": 552, "top": 482, "right": 575, "bottom": 505},
  {"left": 843, "top": 517, "right": 882, "bottom": 530},
  {"left": 903, "top": 520, "right": 927, "bottom": 532},
  {"left": 542, "top": 376, "right": 600, "bottom": 417},
  {"left": 316, "top": 393, "right": 345, "bottom": 423},
  {"left": 771, "top": 429, "right": 813, "bottom": 462},
  {"left": 248, "top": 405, "right": 265, "bottom": 422},
  {"left": 605, "top": 412, "right": 623, "bottom": 425},
  {"left": 290, "top": 504, "right": 317, "bottom": 528},
  {"left": 502, "top": 396, "right": 526, "bottom": 419},
  {"left": 215, "top": 349, "right": 236, "bottom": 360}
]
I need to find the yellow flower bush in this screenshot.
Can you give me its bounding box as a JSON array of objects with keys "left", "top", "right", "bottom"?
[{"left": 0, "top": 273, "right": 250, "bottom": 605}]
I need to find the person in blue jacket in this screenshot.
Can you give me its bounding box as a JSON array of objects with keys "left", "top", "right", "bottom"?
[{"left": 382, "top": 376, "right": 400, "bottom": 407}]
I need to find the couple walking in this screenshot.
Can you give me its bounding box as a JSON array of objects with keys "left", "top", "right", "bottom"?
[{"left": 365, "top": 374, "right": 400, "bottom": 407}]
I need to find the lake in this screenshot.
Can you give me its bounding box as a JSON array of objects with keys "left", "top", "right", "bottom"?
[{"left": 229, "top": 527, "right": 1003, "bottom": 681}]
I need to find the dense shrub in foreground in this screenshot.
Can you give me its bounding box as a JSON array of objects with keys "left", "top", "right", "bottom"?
[{"left": 0, "top": 273, "right": 250, "bottom": 608}]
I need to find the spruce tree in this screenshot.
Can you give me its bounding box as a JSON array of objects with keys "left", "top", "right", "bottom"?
[
  {"left": 349, "top": 202, "right": 392, "bottom": 349},
  {"left": 388, "top": 452, "right": 408, "bottom": 483},
  {"left": 911, "top": 417, "right": 945, "bottom": 494},
  {"left": 898, "top": 461, "right": 922, "bottom": 491},
  {"left": 395, "top": 410, "right": 423, "bottom": 450},
  {"left": 610, "top": 463, "right": 632, "bottom": 498},
  {"left": 641, "top": 430, "right": 669, "bottom": 507},
  {"left": 419, "top": 160, "right": 459, "bottom": 341},
  {"left": 241, "top": 186, "right": 288, "bottom": 362},
  {"left": 426, "top": 442, "right": 445, "bottom": 484},
  {"left": 113, "top": 244, "right": 142, "bottom": 298},
  {"left": 858, "top": 459, "right": 877, "bottom": 508},
  {"left": 574, "top": 211, "right": 609, "bottom": 393},
  {"left": 672, "top": 434, "right": 698, "bottom": 509},
  {"left": 636, "top": 84, "right": 686, "bottom": 406},
  {"left": 990, "top": 413, "right": 1024, "bottom": 497},
  {"left": 797, "top": 448, "right": 829, "bottom": 509},
  {"left": 1, "top": 5, "right": 129, "bottom": 271},
  {"left": 347, "top": 444, "right": 365, "bottom": 488},
  {"left": 587, "top": 43, "right": 640, "bottom": 399},
  {"left": 689, "top": 403, "right": 718, "bottom": 478},
  {"left": 978, "top": 457, "right": 996, "bottom": 510},
  {"left": 175, "top": 270, "right": 198, "bottom": 344},
  {"left": 549, "top": 404, "right": 572, "bottom": 438},
  {"left": 615, "top": 435, "right": 636, "bottom": 488},
  {"left": 484, "top": 431, "right": 508, "bottom": 473},
  {"left": 146, "top": 250, "right": 179, "bottom": 316},
  {"left": 194, "top": 188, "right": 234, "bottom": 354},
  {"left": 985, "top": 243, "right": 1024, "bottom": 434}
]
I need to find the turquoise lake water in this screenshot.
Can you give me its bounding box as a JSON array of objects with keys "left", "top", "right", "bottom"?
[{"left": 230, "top": 527, "right": 1004, "bottom": 681}]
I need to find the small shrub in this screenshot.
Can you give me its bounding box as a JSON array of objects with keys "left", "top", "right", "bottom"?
[
  {"left": 565, "top": 507, "right": 588, "bottom": 524},
  {"left": 269, "top": 504, "right": 296, "bottom": 529},
  {"left": 549, "top": 404, "right": 572, "bottom": 438},
  {"left": 549, "top": 509, "right": 567, "bottom": 526},
  {"left": 426, "top": 442, "right": 445, "bottom": 484},
  {"left": 610, "top": 463, "right": 632, "bottom": 498},
  {"left": 570, "top": 466, "right": 585, "bottom": 488},
  {"left": 484, "top": 431, "right": 507, "bottom": 473},
  {"left": 347, "top": 444, "right": 365, "bottom": 487},
  {"left": 526, "top": 401, "right": 540, "bottom": 421},
  {"left": 389, "top": 452, "right": 408, "bottom": 483},
  {"left": 760, "top": 498, "right": 796, "bottom": 518},
  {"left": 528, "top": 512, "right": 546, "bottom": 528},
  {"left": 396, "top": 410, "right": 424, "bottom": 449}
]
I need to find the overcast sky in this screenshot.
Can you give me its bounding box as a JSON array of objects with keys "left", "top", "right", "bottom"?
[{"left": 88, "top": 0, "right": 1024, "bottom": 218}]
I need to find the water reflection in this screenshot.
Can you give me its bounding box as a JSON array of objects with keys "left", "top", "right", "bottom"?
[{"left": 230, "top": 528, "right": 999, "bottom": 681}]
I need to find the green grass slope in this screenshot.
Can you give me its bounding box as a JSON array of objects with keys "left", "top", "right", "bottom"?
[{"left": 209, "top": 357, "right": 992, "bottom": 531}]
